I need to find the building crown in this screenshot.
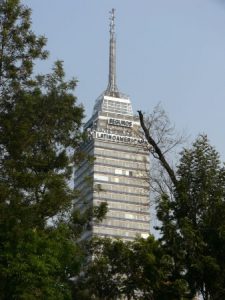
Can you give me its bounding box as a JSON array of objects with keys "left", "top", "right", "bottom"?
[{"left": 92, "top": 9, "right": 133, "bottom": 117}]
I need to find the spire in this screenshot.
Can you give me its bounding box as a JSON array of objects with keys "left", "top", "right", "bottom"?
[{"left": 106, "top": 8, "right": 119, "bottom": 97}]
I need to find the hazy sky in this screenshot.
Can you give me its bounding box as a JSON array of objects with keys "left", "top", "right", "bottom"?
[{"left": 23, "top": 0, "right": 225, "bottom": 160}]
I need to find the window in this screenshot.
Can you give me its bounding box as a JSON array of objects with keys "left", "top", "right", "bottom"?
[{"left": 115, "top": 169, "right": 122, "bottom": 175}]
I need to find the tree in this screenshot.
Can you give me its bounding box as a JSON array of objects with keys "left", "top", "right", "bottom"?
[
  {"left": 75, "top": 236, "right": 189, "bottom": 300},
  {"left": 0, "top": 1, "right": 87, "bottom": 299},
  {"left": 171, "top": 136, "right": 225, "bottom": 299},
  {"left": 139, "top": 107, "right": 225, "bottom": 300},
  {"left": 0, "top": 0, "right": 48, "bottom": 99},
  {"left": 1, "top": 224, "right": 84, "bottom": 300}
]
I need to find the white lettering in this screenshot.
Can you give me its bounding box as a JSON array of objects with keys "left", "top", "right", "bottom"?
[
  {"left": 108, "top": 118, "right": 133, "bottom": 128},
  {"left": 92, "top": 131, "right": 147, "bottom": 145}
]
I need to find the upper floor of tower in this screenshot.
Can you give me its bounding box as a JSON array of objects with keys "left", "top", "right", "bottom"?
[{"left": 90, "top": 8, "right": 133, "bottom": 119}]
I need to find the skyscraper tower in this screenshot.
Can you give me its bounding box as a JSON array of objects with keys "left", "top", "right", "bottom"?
[{"left": 74, "top": 9, "right": 150, "bottom": 240}]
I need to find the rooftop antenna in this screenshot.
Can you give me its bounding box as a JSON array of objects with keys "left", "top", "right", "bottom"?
[{"left": 106, "top": 8, "right": 119, "bottom": 96}]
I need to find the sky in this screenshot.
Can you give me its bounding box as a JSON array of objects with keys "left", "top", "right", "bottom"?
[{"left": 23, "top": 0, "right": 225, "bottom": 160}]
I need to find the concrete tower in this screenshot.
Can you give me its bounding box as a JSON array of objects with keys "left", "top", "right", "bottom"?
[{"left": 74, "top": 9, "right": 150, "bottom": 240}]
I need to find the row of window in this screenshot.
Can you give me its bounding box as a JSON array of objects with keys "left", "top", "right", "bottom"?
[
  {"left": 93, "top": 227, "right": 149, "bottom": 240},
  {"left": 102, "top": 99, "right": 133, "bottom": 115},
  {"left": 94, "top": 221, "right": 149, "bottom": 233},
  {"left": 106, "top": 210, "right": 149, "bottom": 222},
  {"left": 95, "top": 190, "right": 148, "bottom": 202},
  {"left": 94, "top": 197, "right": 149, "bottom": 209},
  {"left": 95, "top": 157, "right": 147, "bottom": 170},
  {"left": 95, "top": 161, "right": 148, "bottom": 173},
  {"left": 100, "top": 218, "right": 149, "bottom": 231},
  {"left": 95, "top": 140, "right": 148, "bottom": 155},
  {"left": 95, "top": 148, "right": 147, "bottom": 162},
  {"left": 94, "top": 173, "right": 149, "bottom": 189},
  {"left": 94, "top": 200, "right": 149, "bottom": 214},
  {"left": 94, "top": 182, "right": 147, "bottom": 196}
]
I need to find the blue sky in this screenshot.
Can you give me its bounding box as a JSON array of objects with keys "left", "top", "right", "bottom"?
[{"left": 23, "top": 0, "right": 225, "bottom": 160}]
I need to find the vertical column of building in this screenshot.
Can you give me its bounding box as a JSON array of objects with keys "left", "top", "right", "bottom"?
[{"left": 74, "top": 139, "right": 95, "bottom": 240}]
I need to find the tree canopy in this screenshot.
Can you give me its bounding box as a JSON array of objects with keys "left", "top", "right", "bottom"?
[
  {"left": 139, "top": 106, "right": 225, "bottom": 300},
  {"left": 75, "top": 236, "right": 188, "bottom": 300},
  {"left": 0, "top": 1, "right": 86, "bottom": 299}
]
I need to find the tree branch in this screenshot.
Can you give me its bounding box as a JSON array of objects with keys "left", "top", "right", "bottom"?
[{"left": 138, "top": 110, "right": 178, "bottom": 188}]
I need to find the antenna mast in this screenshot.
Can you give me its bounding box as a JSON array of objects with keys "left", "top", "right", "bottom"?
[{"left": 106, "top": 8, "right": 119, "bottom": 96}]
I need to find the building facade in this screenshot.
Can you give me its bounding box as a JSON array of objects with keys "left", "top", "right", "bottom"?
[{"left": 74, "top": 9, "right": 150, "bottom": 241}]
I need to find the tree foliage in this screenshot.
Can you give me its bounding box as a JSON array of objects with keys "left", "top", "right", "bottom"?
[
  {"left": 0, "top": 0, "right": 48, "bottom": 99},
  {"left": 140, "top": 106, "right": 225, "bottom": 300},
  {"left": 0, "top": 1, "right": 87, "bottom": 299},
  {"left": 172, "top": 135, "right": 225, "bottom": 299},
  {"left": 75, "top": 236, "right": 189, "bottom": 300}
]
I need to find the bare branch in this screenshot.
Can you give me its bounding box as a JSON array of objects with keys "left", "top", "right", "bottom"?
[{"left": 138, "top": 109, "right": 178, "bottom": 188}]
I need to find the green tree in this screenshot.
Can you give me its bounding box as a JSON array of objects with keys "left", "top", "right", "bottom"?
[
  {"left": 75, "top": 236, "right": 188, "bottom": 300},
  {"left": 0, "top": 0, "right": 48, "bottom": 99},
  {"left": 171, "top": 135, "right": 225, "bottom": 299},
  {"left": 0, "top": 1, "right": 87, "bottom": 299},
  {"left": 140, "top": 107, "right": 225, "bottom": 300},
  {"left": 1, "top": 224, "right": 83, "bottom": 300}
]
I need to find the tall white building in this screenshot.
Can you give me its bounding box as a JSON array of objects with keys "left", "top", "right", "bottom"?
[{"left": 74, "top": 9, "right": 150, "bottom": 240}]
